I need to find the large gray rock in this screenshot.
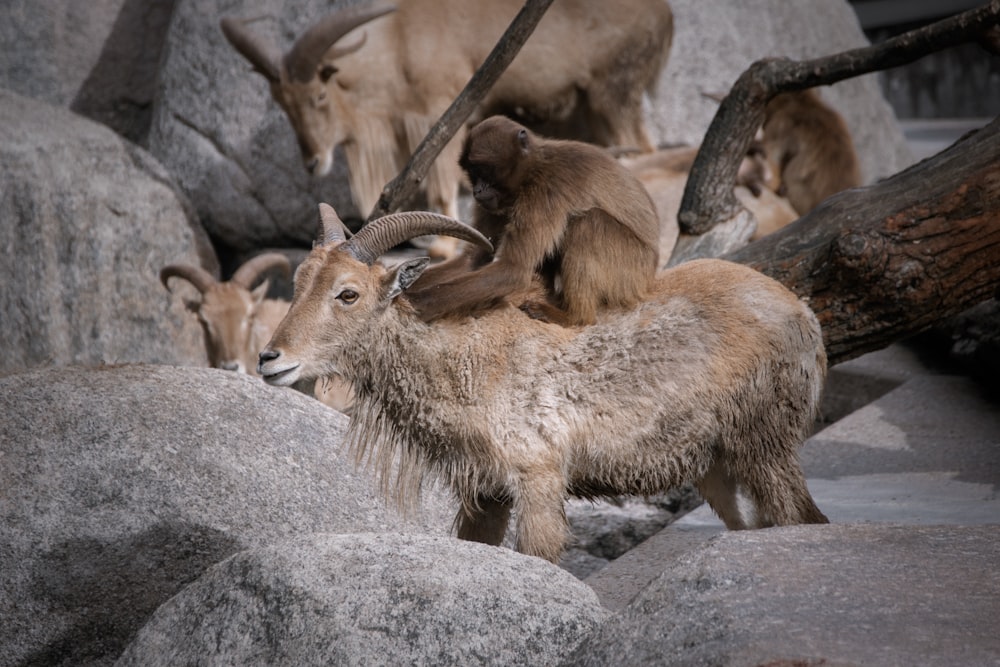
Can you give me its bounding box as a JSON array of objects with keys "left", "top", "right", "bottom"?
[
  {"left": 147, "top": 0, "right": 914, "bottom": 254},
  {"left": 0, "top": 0, "right": 176, "bottom": 142},
  {"left": 648, "top": 0, "right": 915, "bottom": 185},
  {"left": 117, "top": 532, "right": 608, "bottom": 666},
  {"left": 570, "top": 524, "right": 1000, "bottom": 667},
  {"left": 0, "top": 364, "right": 455, "bottom": 667},
  {"left": 0, "top": 89, "right": 213, "bottom": 374}
]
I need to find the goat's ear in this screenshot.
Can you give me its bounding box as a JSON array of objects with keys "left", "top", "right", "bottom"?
[
  {"left": 251, "top": 279, "right": 270, "bottom": 304},
  {"left": 384, "top": 257, "right": 430, "bottom": 300}
]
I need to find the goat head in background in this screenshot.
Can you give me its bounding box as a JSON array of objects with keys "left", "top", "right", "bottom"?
[{"left": 160, "top": 252, "right": 290, "bottom": 375}]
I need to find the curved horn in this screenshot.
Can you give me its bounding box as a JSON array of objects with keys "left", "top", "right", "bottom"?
[
  {"left": 220, "top": 17, "right": 281, "bottom": 82},
  {"left": 231, "top": 252, "right": 292, "bottom": 289},
  {"left": 345, "top": 211, "right": 494, "bottom": 265},
  {"left": 160, "top": 264, "right": 218, "bottom": 294},
  {"left": 317, "top": 202, "right": 354, "bottom": 246},
  {"left": 283, "top": 3, "right": 396, "bottom": 82}
]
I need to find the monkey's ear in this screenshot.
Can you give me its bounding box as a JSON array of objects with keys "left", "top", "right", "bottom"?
[
  {"left": 517, "top": 128, "right": 529, "bottom": 151},
  {"left": 385, "top": 257, "right": 431, "bottom": 300}
]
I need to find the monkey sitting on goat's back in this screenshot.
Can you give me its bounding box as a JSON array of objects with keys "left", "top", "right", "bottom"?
[{"left": 406, "top": 116, "right": 661, "bottom": 327}]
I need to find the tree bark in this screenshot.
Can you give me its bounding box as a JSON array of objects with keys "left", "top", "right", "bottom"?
[
  {"left": 724, "top": 116, "right": 1000, "bottom": 367},
  {"left": 366, "top": 0, "right": 555, "bottom": 222},
  {"left": 679, "top": 0, "right": 1000, "bottom": 235}
]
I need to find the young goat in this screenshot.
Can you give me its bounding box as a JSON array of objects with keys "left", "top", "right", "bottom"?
[{"left": 259, "top": 205, "right": 828, "bottom": 562}]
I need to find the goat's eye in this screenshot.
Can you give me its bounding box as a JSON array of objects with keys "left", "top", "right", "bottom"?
[
  {"left": 337, "top": 289, "right": 359, "bottom": 304},
  {"left": 318, "top": 65, "right": 336, "bottom": 83}
]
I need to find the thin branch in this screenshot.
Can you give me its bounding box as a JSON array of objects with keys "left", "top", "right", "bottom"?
[
  {"left": 366, "top": 0, "right": 555, "bottom": 222},
  {"left": 678, "top": 0, "right": 1000, "bottom": 235}
]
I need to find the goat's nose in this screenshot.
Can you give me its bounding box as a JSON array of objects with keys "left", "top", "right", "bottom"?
[
  {"left": 305, "top": 157, "right": 319, "bottom": 174},
  {"left": 258, "top": 349, "right": 280, "bottom": 374}
]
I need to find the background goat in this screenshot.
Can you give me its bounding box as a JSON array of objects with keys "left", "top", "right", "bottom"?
[
  {"left": 620, "top": 144, "right": 799, "bottom": 261},
  {"left": 221, "top": 0, "right": 674, "bottom": 228},
  {"left": 161, "top": 253, "right": 356, "bottom": 413},
  {"left": 258, "top": 204, "right": 828, "bottom": 563},
  {"left": 161, "top": 253, "right": 292, "bottom": 374}
]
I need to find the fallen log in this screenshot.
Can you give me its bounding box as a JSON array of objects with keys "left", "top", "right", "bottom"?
[{"left": 724, "top": 116, "right": 1000, "bottom": 367}]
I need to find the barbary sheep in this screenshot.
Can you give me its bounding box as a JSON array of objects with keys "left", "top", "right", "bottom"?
[
  {"left": 160, "top": 253, "right": 356, "bottom": 413},
  {"left": 620, "top": 145, "right": 798, "bottom": 262},
  {"left": 761, "top": 88, "right": 861, "bottom": 216},
  {"left": 258, "top": 204, "right": 828, "bottom": 562},
  {"left": 220, "top": 0, "right": 674, "bottom": 224},
  {"left": 161, "top": 253, "right": 292, "bottom": 375}
]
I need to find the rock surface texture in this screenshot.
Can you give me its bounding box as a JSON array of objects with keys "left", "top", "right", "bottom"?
[
  {"left": 0, "top": 365, "right": 455, "bottom": 667},
  {"left": 0, "top": 89, "right": 212, "bottom": 374},
  {"left": 117, "top": 533, "right": 608, "bottom": 667}
]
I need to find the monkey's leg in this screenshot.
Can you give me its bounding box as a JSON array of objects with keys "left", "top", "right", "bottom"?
[
  {"left": 454, "top": 495, "right": 511, "bottom": 546},
  {"left": 560, "top": 211, "right": 655, "bottom": 325}
]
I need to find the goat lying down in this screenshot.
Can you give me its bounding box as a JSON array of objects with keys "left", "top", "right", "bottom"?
[{"left": 259, "top": 205, "right": 828, "bottom": 562}]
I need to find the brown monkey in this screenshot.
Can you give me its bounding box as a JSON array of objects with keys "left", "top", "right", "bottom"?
[
  {"left": 762, "top": 89, "right": 861, "bottom": 215},
  {"left": 408, "top": 116, "right": 660, "bottom": 326}
]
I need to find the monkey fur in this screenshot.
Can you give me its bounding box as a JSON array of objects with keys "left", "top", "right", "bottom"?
[{"left": 408, "top": 116, "right": 660, "bottom": 326}]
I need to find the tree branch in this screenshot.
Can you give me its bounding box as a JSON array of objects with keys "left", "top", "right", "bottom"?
[
  {"left": 679, "top": 0, "right": 1000, "bottom": 235},
  {"left": 366, "top": 0, "right": 555, "bottom": 222}
]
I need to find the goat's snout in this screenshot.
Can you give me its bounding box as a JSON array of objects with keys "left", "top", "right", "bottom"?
[{"left": 257, "top": 347, "right": 301, "bottom": 386}]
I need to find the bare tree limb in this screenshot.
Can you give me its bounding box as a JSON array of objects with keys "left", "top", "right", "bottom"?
[
  {"left": 366, "top": 0, "right": 555, "bottom": 222},
  {"left": 724, "top": 115, "right": 1000, "bottom": 367},
  {"left": 679, "top": 0, "right": 1000, "bottom": 235}
]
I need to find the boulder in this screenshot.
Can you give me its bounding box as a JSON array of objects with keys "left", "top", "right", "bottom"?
[
  {"left": 0, "top": 364, "right": 456, "bottom": 667},
  {"left": 568, "top": 524, "right": 1000, "bottom": 666},
  {"left": 0, "top": 0, "right": 176, "bottom": 143},
  {"left": 117, "top": 533, "right": 608, "bottom": 666},
  {"left": 648, "top": 0, "right": 915, "bottom": 185},
  {"left": 147, "top": 0, "right": 914, "bottom": 254},
  {"left": 0, "top": 89, "right": 213, "bottom": 374}
]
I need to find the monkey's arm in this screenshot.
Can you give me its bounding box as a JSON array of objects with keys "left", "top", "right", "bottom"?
[
  {"left": 408, "top": 204, "right": 563, "bottom": 322},
  {"left": 407, "top": 259, "right": 537, "bottom": 322}
]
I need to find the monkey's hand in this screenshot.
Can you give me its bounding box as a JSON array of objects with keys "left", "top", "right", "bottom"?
[{"left": 518, "top": 299, "right": 572, "bottom": 326}]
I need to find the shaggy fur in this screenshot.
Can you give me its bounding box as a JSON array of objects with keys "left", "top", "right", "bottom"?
[{"left": 260, "top": 237, "right": 829, "bottom": 563}]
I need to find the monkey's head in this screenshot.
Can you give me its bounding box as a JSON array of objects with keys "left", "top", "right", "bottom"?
[{"left": 460, "top": 116, "right": 533, "bottom": 213}]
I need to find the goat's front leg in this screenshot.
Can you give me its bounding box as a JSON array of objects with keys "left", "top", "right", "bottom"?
[
  {"left": 514, "top": 474, "right": 569, "bottom": 563},
  {"left": 455, "top": 494, "right": 511, "bottom": 546}
]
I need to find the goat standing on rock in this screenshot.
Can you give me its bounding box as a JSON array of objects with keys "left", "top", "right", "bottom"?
[{"left": 259, "top": 205, "right": 828, "bottom": 562}]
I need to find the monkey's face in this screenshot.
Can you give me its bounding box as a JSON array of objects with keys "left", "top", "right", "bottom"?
[
  {"left": 461, "top": 116, "right": 533, "bottom": 213},
  {"left": 467, "top": 166, "right": 504, "bottom": 213}
]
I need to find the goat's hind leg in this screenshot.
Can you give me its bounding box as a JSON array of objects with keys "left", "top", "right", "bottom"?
[
  {"left": 697, "top": 455, "right": 827, "bottom": 529},
  {"left": 455, "top": 494, "right": 511, "bottom": 546}
]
